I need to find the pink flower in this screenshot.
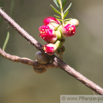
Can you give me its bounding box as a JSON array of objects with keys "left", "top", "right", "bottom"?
[
  {"left": 43, "top": 43, "right": 56, "bottom": 55},
  {"left": 43, "top": 16, "right": 60, "bottom": 25},
  {"left": 39, "top": 25, "right": 57, "bottom": 43},
  {"left": 43, "top": 17, "right": 61, "bottom": 30},
  {"left": 61, "top": 24, "right": 76, "bottom": 37},
  {"left": 43, "top": 40, "right": 61, "bottom": 55}
]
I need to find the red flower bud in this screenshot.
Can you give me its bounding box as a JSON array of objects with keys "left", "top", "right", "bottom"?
[
  {"left": 43, "top": 40, "right": 61, "bottom": 55},
  {"left": 43, "top": 16, "right": 60, "bottom": 25},
  {"left": 39, "top": 25, "right": 57, "bottom": 43},
  {"left": 43, "top": 17, "right": 61, "bottom": 30},
  {"left": 43, "top": 43, "right": 56, "bottom": 55},
  {"left": 62, "top": 24, "right": 76, "bottom": 37}
]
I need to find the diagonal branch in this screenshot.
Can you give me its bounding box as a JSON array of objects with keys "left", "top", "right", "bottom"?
[{"left": 0, "top": 7, "right": 103, "bottom": 95}]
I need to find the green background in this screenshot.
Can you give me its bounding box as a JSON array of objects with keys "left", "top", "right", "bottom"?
[{"left": 0, "top": 0, "right": 103, "bottom": 103}]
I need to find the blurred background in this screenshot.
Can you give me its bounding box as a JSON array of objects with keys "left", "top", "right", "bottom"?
[{"left": 0, "top": 0, "right": 103, "bottom": 103}]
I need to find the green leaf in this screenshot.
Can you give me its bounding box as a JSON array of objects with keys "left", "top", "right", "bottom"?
[
  {"left": 54, "top": 15, "right": 61, "bottom": 18},
  {"left": 2, "top": 32, "right": 10, "bottom": 51},
  {"left": 50, "top": 4, "right": 61, "bottom": 15},
  {"left": 64, "top": 3, "right": 72, "bottom": 14},
  {"left": 53, "top": 0, "right": 60, "bottom": 8},
  {"left": 62, "top": 0, "right": 67, "bottom": 9},
  {"left": 63, "top": 10, "right": 69, "bottom": 19},
  {"left": 56, "top": 18, "right": 62, "bottom": 22},
  {"left": 64, "top": 18, "right": 72, "bottom": 22},
  {"left": 57, "top": 0, "right": 60, "bottom": 4}
]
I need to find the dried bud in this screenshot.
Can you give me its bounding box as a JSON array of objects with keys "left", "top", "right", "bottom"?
[
  {"left": 35, "top": 51, "right": 50, "bottom": 64},
  {"left": 33, "top": 67, "right": 47, "bottom": 74}
]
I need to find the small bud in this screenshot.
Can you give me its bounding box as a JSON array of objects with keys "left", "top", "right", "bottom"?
[
  {"left": 43, "top": 43, "right": 56, "bottom": 55},
  {"left": 56, "top": 46, "right": 65, "bottom": 54},
  {"left": 43, "top": 17, "right": 61, "bottom": 30},
  {"left": 33, "top": 67, "right": 47, "bottom": 74},
  {"left": 60, "top": 37, "right": 65, "bottom": 43},
  {"left": 43, "top": 16, "right": 60, "bottom": 25},
  {"left": 65, "top": 19, "right": 79, "bottom": 27},
  {"left": 43, "top": 40, "right": 61, "bottom": 55},
  {"left": 35, "top": 51, "right": 50, "bottom": 64},
  {"left": 61, "top": 24, "right": 76, "bottom": 37}
]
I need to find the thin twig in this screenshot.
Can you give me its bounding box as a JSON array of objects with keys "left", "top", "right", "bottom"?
[
  {"left": 0, "top": 48, "right": 57, "bottom": 69},
  {"left": 0, "top": 7, "right": 103, "bottom": 95}
]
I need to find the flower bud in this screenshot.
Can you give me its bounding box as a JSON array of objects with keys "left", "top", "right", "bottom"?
[
  {"left": 65, "top": 19, "right": 79, "bottom": 27},
  {"left": 43, "top": 40, "right": 61, "bottom": 55},
  {"left": 39, "top": 25, "right": 57, "bottom": 43},
  {"left": 33, "top": 67, "right": 47, "bottom": 74},
  {"left": 35, "top": 51, "right": 50, "bottom": 64},
  {"left": 43, "top": 43, "right": 56, "bottom": 55},
  {"left": 61, "top": 24, "right": 76, "bottom": 37},
  {"left": 43, "top": 17, "right": 61, "bottom": 30},
  {"left": 56, "top": 46, "right": 65, "bottom": 54},
  {"left": 39, "top": 25, "right": 62, "bottom": 43},
  {"left": 43, "top": 16, "right": 60, "bottom": 25}
]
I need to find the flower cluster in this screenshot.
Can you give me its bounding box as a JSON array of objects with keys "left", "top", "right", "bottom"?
[{"left": 39, "top": 17, "right": 79, "bottom": 55}]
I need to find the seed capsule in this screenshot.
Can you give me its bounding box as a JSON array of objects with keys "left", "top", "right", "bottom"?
[
  {"left": 35, "top": 51, "right": 50, "bottom": 64},
  {"left": 33, "top": 67, "right": 47, "bottom": 74}
]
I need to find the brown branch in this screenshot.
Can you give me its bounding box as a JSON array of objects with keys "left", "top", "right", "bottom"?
[
  {"left": 0, "top": 7, "right": 103, "bottom": 95},
  {"left": 0, "top": 48, "right": 57, "bottom": 69}
]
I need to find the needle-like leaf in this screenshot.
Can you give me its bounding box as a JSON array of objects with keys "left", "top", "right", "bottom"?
[
  {"left": 64, "top": 18, "right": 72, "bottom": 22},
  {"left": 62, "top": 0, "right": 67, "bottom": 9},
  {"left": 50, "top": 4, "right": 61, "bottom": 15},
  {"left": 56, "top": 18, "right": 62, "bottom": 22},
  {"left": 54, "top": 15, "right": 61, "bottom": 18},
  {"left": 63, "top": 10, "right": 69, "bottom": 19},
  {"left": 64, "top": 3, "right": 72, "bottom": 14},
  {"left": 2, "top": 31, "right": 10, "bottom": 51},
  {"left": 53, "top": 0, "right": 60, "bottom": 8}
]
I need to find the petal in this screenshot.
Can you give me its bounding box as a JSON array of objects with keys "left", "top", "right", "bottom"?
[{"left": 43, "top": 16, "right": 60, "bottom": 25}]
